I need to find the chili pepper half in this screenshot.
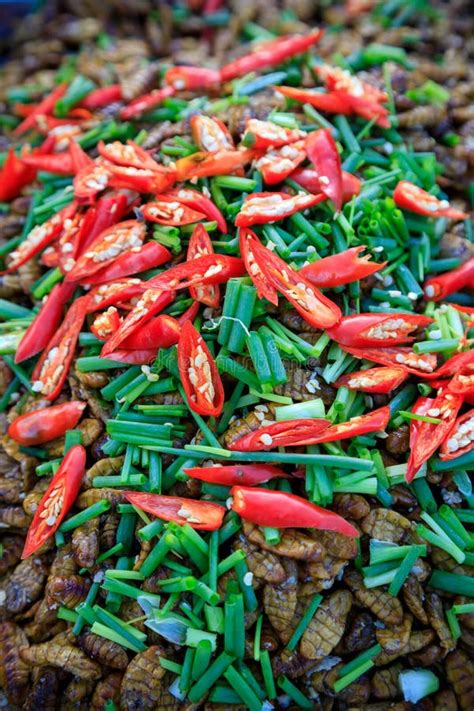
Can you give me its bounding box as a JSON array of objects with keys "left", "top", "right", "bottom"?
[
  {"left": 83, "top": 242, "right": 171, "bottom": 286},
  {"left": 165, "top": 66, "right": 221, "bottom": 91},
  {"left": 21, "top": 151, "right": 74, "bottom": 175},
  {"left": 175, "top": 149, "right": 254, "bottom": 181},
  {"left": 406, "top": 391, "right": 464, "bottom": 482},
  {"left": 0, "top": 148, "right": 37, "bottom": 202},
  {"left": 15, "top": 281, "right": 75, "bottom": 363},
  {"left": 440, "top": 408, "right": 474, "bottom": 460},
  {"left": 178, "top": 321, "right": 224, "bottom": 417},
  {"left": 124, "top": 492, "right": 225, "bottom": 531},
  {"left": 108, "top": 164, "right": 176, "bottom": 194},
  {"left": 90, "top": 307, "right": 122, "bottom": 341},
  {"left": 255, "top": 141, "right": 306, "bottom": 186},
  {"left": 235, "top": 191, "right": 326, "bottom": 228},
  {"left": 158, "top": 187, "right": 227, "bottom": 233},
  {"left": 239, "top": 228, "right": 278, "bottom": 306},
  {"left": 103, "top": 348, "right": 158, "bottom": 365},
  {"left": 335, "top": 366, "right": 408, "bottom": 394},
  {"left": 8, "top": 401, "right": 86, "bottom": 446},
  {"left": 14, "top": 82, "right": 67, "bottom": 136},
  {"left": 300, "top": 247, "right": 384, "bottom": 288},
  {"left": 291, "top": 168, "right": 361, "bottom": 203},
  {"left": 31, "top": 295, "right": 89, "bottom": 401},
  {"left": 394, "top": 180, "right": 468, "bottom": 220},
  {"left": 422, "top": 350, "right": 474, "bottom": 382},
  {"left": 119, "top": 86, "right": 176, "bottom": 121},
  {"left": 147, "top": 254, "right": 246, "bottom": 292},
  {"left": 227, "top": 418, "right": 330, "bottom": 451},
  {"left": 187, "top": 223, "right": 220, "bottom": 308},
  {"left": 73, "top": 163, "right": 111, "bottom": 202},
  {"left": 79, "top": 84, "right": 123, "bottom": 109},
  {"left": 424, "top": 257, "right": 474, "bottom": 301},
  {"left": 22, "top": 445, "right": 86, "bottom": 558},
  {"left": 120, "top": 314, "right": 181, "bottom": 351},
  {"left": 190, "top": 116, "right": 235, "bottom": 153},
  {"left": 220, "top": 30, "right": 324, "bottom": 82},
  {"left": 326, "top": 313, "right": 432, "bottom": 348},
  {"left": 184, "top": 464, "right": 289, "bottom": 487},
  {"left": 242, "top": 118, "right": 305, "bottom": 150},
  {"left": 230, "top": 486, "right": 358, "bottom": 537},
  {"left": 98, "top": 140, "right": 160, "bottom": 172},
  {"left": 246, "top": 237, "right": 341, "bottom": 329},
  {"left": 341, "top": 344, "right": 438, "bottom": 377},
  {"left": 305, "top": 129, "right": 343, "bottom": 211},
  {"left": 143, "top": 199, "right": 206, "bottom": 226}
]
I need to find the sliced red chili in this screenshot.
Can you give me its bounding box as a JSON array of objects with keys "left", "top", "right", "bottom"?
[
  {"left": 83, "top": 242, "right": 171, "bottom": 285},
  {"left": 231, "top": 486, "right": 358, "bottom": 537},
  {"left": 14, "top": 83, "right": 68, "bottom": 136},
  {"left": 190, "top": 115, "right": 234, "bottom": 152},
  {"left": 247, "top": 237, "right": 341, "bottom": 329},
  {"left": 290, "top": 168, "right": 361, "bottom": 203},
  {"left": 79, "top": 84, "right": 123, "bottom": 109},
  {"left": 57, "top": 211, "right": 87, "bottom": 274},
  {"left": 255, "top": 140, "right": 306, "bottom": 186},
  {"left": 22, "top": 445, "right": 86, "bottom": 558},
  {"left": 165, "top": 66, "right": 221, "bottom": 91},
  {"left": 239, "top": 227, "right": 279, "bottom": 306},
  {"left": 103, "top": 348, "right": 158, "bottom": 365},
  {"left": 31, "top": 296, "right": 89, "bottom": 401},
  {"left": 440, "top": 408, "right": 474, "bottom": 460},
  {"left": 187, "top": 224, "right": 220, "bottom": 308},
  {"left": 68, "top": 140, "right": 93, "bottom": 172},
  {"left": 143, "top": 199, "right": 206, "bottom": 226},
  {"left": 341, "top": 344, "right": 438, "bottom": 377},
  {"left": 184, "top": 464, "right": 289, "bottom": 487},
  {"left": 156, "top": 187, "right": 227, "bottom": 233},
  {"left": 0, "top": 148, "right": 37, "bottom": 202},
  {"left": 327, "top": 313, "right": 432, "bottom": 348},
  {"left": 119, "top": 313, "right": 181, "bottom": 351},
  {"left": 422, "top": 350, "right": 474, "bottom": 381},
  {"left": 98, "top": 140, "right": 160, "bottom": 172},
  {"left": 124, "top": 491, "right": 225, "bottom": 531},
  {"left": 90, "top": 307, "right": 121, "bottom": 341},
  {"left": 242, "top": 118, "right": 304, "bottom": 150},
  {"left": 424, "top": 258, "right": 474, "bottom": 301},
  {"left": 175, "top": 149, "right": 254, "bottom": 181},
  {"left": 276, "top": 85, "right": 353, "bottom": 114},
  {"left": 119, "top": 85, "right": 176, "bottom": 121},
  {"left": 107, "top": 164, "right": 176, "bottom": 194},
  {"left": 305, "top": 128, "right": 343, "bottom": 211},
  {"left": 77, "top": 191, "right": 132, "bottom": 256},
  {"left": 178, "top": 321, "right": 224, "bottom": 417},
  {"left": 406, "top": 391, "right": 464, "bottom": 482},
  {"left": 86, "top": 279, "right": 146, "bottom": 313},
  {"left": 8, "top": 401, "right": 86, "bottom": 446},
  {"left": 74, "top": 162, "right": 111, "bottom": 202},
  {"left": 15, "top": 281, "right": 75, "bottom": 363},
  {"left": 227, "top": 418, "right": 330, "bottom": 451},
  {"left": 394, "top": 180, "right": 468, "bottom": 220},
  {"left": 65, "top": 220, "right": 146, "bottom": 282},
  {"left": 300, "top": 246, "right": 384, "bottom": 287},
  {"left": 335, "top": 366, "right": 408, "bottom": 394},
  {"left": 220, "top": 30, "right": 324, "bottom": 82},
  {"left": 147, "top": 254, "right": 246, "bottom": 292},
  {"left": 235, "top": 191, "right": 326, "bottom": 227},
  {"left": 21, "top": 152, "right": 74, "bottom": 175}
]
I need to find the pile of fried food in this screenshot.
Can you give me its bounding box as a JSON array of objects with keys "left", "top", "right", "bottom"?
[{"left": 0, "top": 1, "right": 473, "bottom": 709}]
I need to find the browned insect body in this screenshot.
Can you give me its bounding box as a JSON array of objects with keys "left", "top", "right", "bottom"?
[
  {"left": 361, "top": 507, "right": 418, "bottom": 544},
  {"left": 375, "top": 629, "right": 435, "bottom": 666},
  {"left": 275, "top": 365, "right": 336, "bottom": 405},
  {"left": 431, "top": 547, "right": 474, "bottom": 576},
  {"left": 79, "top": 632, "right": 129, "bottom": 670},
  {"left": 0, "top": 476, "right": 23, "bottom": 504},
  {"left": 120, "top": 646, "right": 168, "bottom": 710},
  {"left": 371, "top": 663, "right": 403, "bottom": 700},
  {"left": 91, "top": 672, "right": 123, "bottom": 711},
  {"left": 408, "top": 643, "right": 444, "bottom": 667},
  {"left": 333, "top": 493, "right": 370, "bottom": 520},
  {"left": 341, "top": 612, "right": 376, "bottom": 654},
  {"left": 0, "top": 621, "right": 30, "bottom": 705},
  {"left": 385, "top": 424, "right": 410, "bottom": 456},
  {"left": 45, "top": 418, "right": 103, "bottom": 457},
  {"left": 312, "top": 530, "right": 358, "bottom": 560},
  {"left": 426, "top": 592, "right": 456, "bottom": 653},
  {"left": 23, "top": 666, "right": 60, "bottom": 711},
  {"left": 0, "top": 534, "right": 23, "bottom": 575},
  {"left": 344, "top": 570, "right": 404, "bottom": 626},
  {"left": 62, "top": 676, "right": 96, "bottom": 708},
  {"left": 233, "top": 535, "right": 286, "bottom": 584},
  {"left": 311, "top": 662, "right": 371, "bottom": 704},
  {"left": 243, "top": 521, "right": 325, "bottom": 561},
  {"left": 263, "top": 559, "right": 298, "bottom": 642},
  {"left": 142, "top": 120, "right": 188, "bottom": 150},
  {"left": 5, "top": 555, "right": 48, "bottom": 614},
  {"left": 397, "top": 103, "right": 447, "bottom": 128},
  {"left": 305, "top": 555, "right": 348, "bottom": 586},
  {"left": 23, "top": 478, "right": 50, "bottom": 515},
  {"left": 48, "top": 574, "right": 91, "bottom": 608},
  {"left": 20, "top": 641, "right": 102, "bottom": 679},
  {"left": 72, "top": 517, "right": 100, "bottom": 568},
  {"left": 119, "top": 60, "right": 159, "bottom": 102},
  {"left": 99, "top": 512, "right": 120, "bottom": 551},
  {"left": 77, "top": 487, "right": 125, "bottom": 508},
  {"left": 223, "top": 403, "right": 276, "bottom": 448},
  {"left": 376, "top": 614, "right": 413, "bottom": 656},
  {"left": 446, "top": 650, "right": 474, "bottom": 711},
  {"left": 403, "top": 575, "right": 428, "bottom": 624},
  {"left": 433, "top": 689, "right": 458, "bottom": 711},
  {"left": 300, "top": 589, "right": 352, "bottom": 660},
  {"left": 75, "top": 368, "right": 109, "bottom": 389},
  {"left": 83, "top": 456, "right": 124, "bottom": 488}
]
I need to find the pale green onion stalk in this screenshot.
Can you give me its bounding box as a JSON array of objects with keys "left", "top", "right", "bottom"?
[
  {"left": 399, "top": 670, "right": 439, "bottom": 703},
  {"left": 275, "top": 398, "right": 326, "bottom": 421}
]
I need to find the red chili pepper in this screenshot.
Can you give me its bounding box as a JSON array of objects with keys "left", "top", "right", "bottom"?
[
  {"left": 176, "top": 149, "right": 254, "bottom": 182},
  {"left": 335, "top": 366, "right": 408, "bottom": 394},
  {"left": 156, "top": 187, "right": 227, "bottom": 233},
  {"left": 220, "top": 30, "right": 324, "bottom": 82},
  {"left": 227, "top": 418, "right": 330, "bottom": 451},
  {"left": 31, "top": 296, "right": 89, "bottom": 401},
  {"left": 57, "top": 211, "right": 89, "bottom": 274},
  {"left": 21, "top": 152, "right": 74, "bottom": 175},
  {"left": 276, "top": 85, "right": 353, "bottom": 114},
  {"left": 103, "top": 348, "right": 158, "bottom": 365},
  {"left": 119, "top": 86, "right": 176, "bottom": 120},
  {"left": 65, "top": 220, "right": 146, "bottom": 282},
  {"left": 300, "top": 247, "right": 384, "bottom": 288},
  {"left": 14, "top": 83, "right": 68, "bottom": 136},
  {"left": 187, "top": 224, "right": 220, "bottom": 308},
  {"left": 22, "top": 445, "right": 86, "bottom": 558},
  {"left": 124, "top": 491, "right": 225, "bottom": 530},
  {"left": 448, "top": 365, "right": 474, "bottom": 398},
  {"left": 100, "top": 288, "right": 174, "bottom": 355},
  {"left": 120, "top": 314, "right": 181, "bottom": 351},
  {"left": 165, "top": 66, "right": 221, "bottom": 91},
  {"left": 242, "top": 118, "right": 304, "bottom": 150},
  {"left": 190, "top": 115, "right": 235, "bottom": 152},
  {"left": 440, "top": 408, "right": 474, "bottom": 460},
  {"left": 90, "top": 307, "right": 121, "bottom": 341},
  {"left": 231, "top": 486, "right": 358, "bottom": 537},
  {"left": 406, "top": 391, "right": 464, "bottom": 482},
  {"left": 178, "top": 321, "right": 224, "bottom": 417},
  {"left": 74, "top": 162, "right": 111, "bottom": 202},
  {"left": 327, "top": 313, "right": 432, "bottom": 348},
  {"left": 394, "top": 181, "right": 468, "bottom": 220},
  {"left": 245, "top": 237, "right": 341, "bottom": 329},
  {"left": 2, "top": 202, "right": 77, "bottom": 275},
  {"left": 86, "top": 278, "right": 146, "bottom": 313},
  {"left": 304, "top": 129, "right": 343, "bottom": 210},
  {"left": 184, "top": 464, "right": 289, "bottom": 486},
  {"left": 147, "top": 254, "right": 246, "bottom": 292},
  {"left": 77, "top": 191, "right": 132, "bottom": 256},
  {"left": 143, "top": 199, "right": 206, "bottom": 226},
  {"left": 341, "top": 344, "right": 438, "bottom": 377},
  {"left": 422, "top": 350, "right": 474, "bottom": 381},
  {"left": 98, "top": 140, "right": 160, "bottom": 172},
  {"left": 424, "top": 258, "right": 474, "bottom": 301},
  {"left": 0, "top": 148, "right": 37, "bottom": 202},
  {"left": 82, "top": 242, "right": 171, "bottom": 286},
  {"left": 79, "top": 84, "right": 123, "bottom": 109},
  {"left": 255, "top": 140, "right": 306, "bottom": 186},
  {"left": 291, "top": 168, "right": 361, "bottom": 203},
  {"left": 235, "top": 191, "right": 326, "bottom": 227},
  {"left": 15, "top": 281, "right": 75, "bottom": 363},
  {"left": 69, "top": 140, "right": 94, "bottom": 173},
  {"left": 8, "top": 401, "right": 86, "bottom": 446},
  {"left": 239, "top": 228, "right": 278, "bottom": 306},
  {"left": 108, "top": 164, "right": 176, "bottom": 194}
]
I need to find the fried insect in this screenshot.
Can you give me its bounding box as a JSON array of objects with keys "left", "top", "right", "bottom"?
[
  {"left": 263, "top": 559, "right": 298, "bottom": 642},
  {"left": 311, "top": 662, "right": 371, "bottom": 704},
  {"left": 233, "top": 535, "right": 286, "bottom": 584},
  {"left": 375, "top": 614, "right": 413, "bottom": 656},
  {"left": 91, "top": 672, "right": 123, "bottom": 711},
  {"left": 120, "top": 646, "right": 168, "bottom": 711},
  {"left": 72, "top": 517, "right": 100, "bottom": 568},
  {"left": 242, "top": 521, "right": 325, "bottom": 561},
  {"left": 48, "top": 574, "right": 91, "bottom": 608},
  {"left": 341, "top": 612, "right": 376, "bottom": 654},
  {"left": 0, "top": 504, "right": 32, "bottom": 532},
  {"left": 62, "top": 677, "right": 96, "bottom": 707},
  {"left": 371, "top": 663, "right": 403, "bottom": 700},
  {"left": 274, "top": 365, "right": 336, "bottom": 404},
  {"left": 79, "top": 632, "right": 129, "bottom": 670},
  {"left": 99, "top": 511, "right": 121, "bottom": 551},
  {"left": 5, "top": 555, "right": 48, "bottom": 614},
  {"left": 0, "top": 534, "right": 23, "bottom": 575},
  {"left": 222, "top": 403, "right": 276, "bottom": 448},
  {"left": 402, "top": 575, "right": 428, "bottom": 624},
  {"left": 426, "top": 592, "right": 456, "bottom": 653},
  {"left": 333, "top": 493, "right": 370, "bottom": 520},
  {"left": 23, "top": 666, "right": 60, "bottom": 711},
  {"left": 0, "top": 621, "right": 30, "bottom": 705},
  {"left": 446, "top": 650, "right": 474, "bottom": 711},
  {"left": 20, "top": 641, "right": 102, "bottom": 679},
  {"left": 45, "top": 418, "right": 103, "bottom": 457},
  {"left": 300, "top": 589, "right": 352, "bottom": 660},
  {"left": 22, "top": 478, "right": 50, "bottom": 515},
  {"left": 344, "top": 570, "right": 404, "bottom": 626},
  {"left": 375, "top": 629, "right": 435, "bottom": 666},
  {"left": 76, "top": 487, "right": 125, "bottom": 508},
  {"left": 360, "top": 507, "right": 418, "bottom": 544},
  {"left": 0, "top": 476, "right": 23, "bottom": 504}
]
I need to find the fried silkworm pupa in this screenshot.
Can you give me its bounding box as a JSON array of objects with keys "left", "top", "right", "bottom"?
[
  {"left": 120, "top": 646, "right": 168, "bottom": 711},
  {"left": 91, "top": 672, "right": 123, "bottom": 711},
  {"left": 23, "top": 666, "right": 60, "bottom": 711},
  {"left": 0, "top": 621, "right": 30, "bottom": 705},
  {"left": 5, "top": 556, "right": 48, "bottom": 614},
  {"left": 72, "top": 517, "right": 100, "bottom": 569},
  {"left": 79, "top": 632, "right": 129, "bottom": 670},
  {"left": 48, "top": 574, "right": 91, "bottom": 608},
  {"left": 20, "top": 641, "right": 102, "bottom": 680}
]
